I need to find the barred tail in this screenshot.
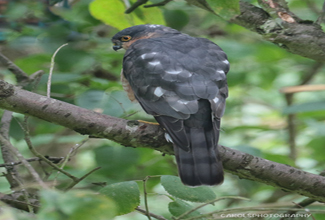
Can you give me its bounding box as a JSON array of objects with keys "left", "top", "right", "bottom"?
[{"left": 174, "top": 126, "right": 223, "bottom": 186}]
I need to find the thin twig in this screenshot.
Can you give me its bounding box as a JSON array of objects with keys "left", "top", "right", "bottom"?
[
  {"left": 69, "top": 138, "right": 89, "bottom": 158},
  {"left": 144, "top": 0, "right": 173, "bottom": 8},
  {"left": 109, "top": 94, "right": 127, "bottom": 116},
  {"left": 0, "top": 156, "right": 64, "bottom": 167},
  {"left": 285, "top": 94, "right": 296, "bottom": 162},
  {"left": 0, "top": 52, "right": 29, "bottom": 82},
  {"left": 21, "top": 116, "right": 98, "bottom": 191},
  {"left": 0, "top": 110, "right": 21, "bottom": 188},
  {"left": 21, "top": 117, "right": 79, "bottom": 182},
  {"left": 17, "top": 192, "right": 34, "bottom": 213},
  {"left": 64, "top": 167, "right": 101, "bottom": 191},
  {"left": 292, "top": 202, "right": 316, "bottom": 220},
  {"left": 136, "top": 207, "right": 168, "bottom": 220},
  {"left": 280, "top": 62, "right": 324, "bottom": 163},
  {"left": 47, "top": 43, "right": 68, "bottom": 98},
  {"left": 306, "top": 0, "right": 321, "bottom": 15},
  {"left": 0, "top": 194, "right": 40, "bottom": 209},
  {"left": 0, "top": 134, "right": 48, "bottom": 189},
  {"left": 124, "top": 0, "right": 172, "bottom": 13},
  {"left": 0, "top": 110, "right": 12, "bottom": 140},
  {"left": 280, "top": 84, "right": 325, "bottom": 94},
  {"left": 122, "top": 110, "right": 141, "bottom": 119},
  {"left": 143, "top": 176, "right": 152, "bottom": 220},
  {"left": 300, "top": 62, "right": 324, "bottom": 85},
  {"left": 316, "top": 0, "right": 325, "bottom": 24},
  {"left": 29, "top": 70, "right": 45, "bottom": 91},
  {"left": 125, "top": 0, "right": 148, "bottom": 13},
  {"left": 53, "top": 138, "right": 88, "bottom": 186}
]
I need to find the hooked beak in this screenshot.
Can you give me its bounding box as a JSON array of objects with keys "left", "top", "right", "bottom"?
[{"left": 112, "top": 41, "right": 122, "bottom": 51}]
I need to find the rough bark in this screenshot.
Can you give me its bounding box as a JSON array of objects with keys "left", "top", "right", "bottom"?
[
  {"left": 188, "top": 0, "right": 325, "bottom": 62},
  {"left": 1, "top": 80, "right": 325, "bottom": 202}
]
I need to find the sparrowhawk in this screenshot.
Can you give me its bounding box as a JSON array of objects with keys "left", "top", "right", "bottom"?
[{"left": 112, "top": 24, "right": 229, "bottom": 186}]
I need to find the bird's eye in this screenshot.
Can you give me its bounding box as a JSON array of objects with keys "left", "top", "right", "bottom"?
[{"left": 121, "top": 35, "right": 132, "bottom": 41}]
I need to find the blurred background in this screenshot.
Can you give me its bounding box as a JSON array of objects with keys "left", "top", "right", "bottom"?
[{"left": 0, "top": 0, "right": 325, "bottom": 219}]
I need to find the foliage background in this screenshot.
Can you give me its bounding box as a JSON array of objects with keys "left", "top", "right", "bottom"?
[{"left": 0, "top": 0, "right": 325, "bottom": 219}]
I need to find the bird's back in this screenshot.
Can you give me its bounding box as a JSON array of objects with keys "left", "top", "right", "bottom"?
[{"left": 119, "top": 26, "right": 229, "bottom": 186}]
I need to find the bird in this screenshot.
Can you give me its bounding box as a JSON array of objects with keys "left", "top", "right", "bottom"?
[{"left": 112, "top": 24, "right": 229, "bottom": 186}]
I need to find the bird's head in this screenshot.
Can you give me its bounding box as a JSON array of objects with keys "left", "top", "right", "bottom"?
[{"left": 111, "top": 24, "right": 179, "bottom": 51}]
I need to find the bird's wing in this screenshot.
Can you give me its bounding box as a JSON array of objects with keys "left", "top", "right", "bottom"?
[{"left": 122, "top": 35, "right": 229, "bottom": 151}]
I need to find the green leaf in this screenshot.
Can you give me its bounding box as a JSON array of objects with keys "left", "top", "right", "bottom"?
[
  {"left": 89, "top": 0, "right": 141, "bottom": 29},
  {"left": 161, "top": 175, "right": 216, "bottom": 203},
  {"left": 137, "top": 2, "right": 166, "bottom": 25},
  {"left": 168, "top": 199, "right": 204, "bottom": 219},
  {"left": 94, "top": 145, "right": 140, "bottom": 177},
  {"left": 100, "top": 181, "right": 140, "bottom": 215},
  {"left": 283, "top": 101, "right": 325, "bottom": 114},
  {"left": 89, "top": 0, "right": 165, "bottom": 30},
  {"left": 39, "top": 190, "right": 117, "bottom": 220},
  {"left": 164, "top": 10, "right": 189, "bottom": 30},
  {"left": 206, "top": 0, "right": 240, "bottom": 20},
  {"left": 308, "top": 137, "right": 325, "bottom": 161},
  {"left": 14, "top": 54, "right": 51, "bottom": 74}
]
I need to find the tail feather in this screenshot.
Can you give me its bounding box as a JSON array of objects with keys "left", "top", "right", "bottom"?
[
  {"left": 155, "top": 100, "right": 224, "bottom": 186},
  {"left": 174, "top": 146, "right": 201, "bottom": 186},
  {"left": 174, "top": 127, "right": 223, "bottom": 186}
]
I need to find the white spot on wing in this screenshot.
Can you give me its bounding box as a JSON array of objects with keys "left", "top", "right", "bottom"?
[
  {"left": 149, "top": 61, "right": 160, "bottom": 66},
  {"left": 141, "top": 52, "right": 157, "bottom": 59},
  {"left": 213, "top": 97, "right": 219, "bottom": 103},
  {"left": 217, "top": 70, "right": 225, "bottom": 74},
  {"left": 177, "top": 100, "right": 189, "bottom": 104},
  {"left": 164, "top": 133, "right": 173, "bottom": 143},
  {"left": 222, "top": 60, "right": 229, "bottom": 64},
  {"left": 166, "top": 70, "right": 182, "bottom": 75},
  {"left": 148, "top": 24, "right": 161, "bottom": 28},
  {"left": 154, "top": 87, "right": 164, "bottom": 97}
]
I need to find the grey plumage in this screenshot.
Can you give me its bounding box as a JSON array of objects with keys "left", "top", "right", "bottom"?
[{"left": 112, "top": 25, "right": 229, "bottom": 186}]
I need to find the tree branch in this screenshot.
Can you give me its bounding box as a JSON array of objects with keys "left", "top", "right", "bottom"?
[
  {"left": 0, "top": 110, "right": 21, "bottom": 189},
  {"left": 125, "top": 0, "right": 148, "bottom": 14},
  {"left": 0, "top": 134, "right": 48, "bottom": 189},
  {"left": 235, "top": 1, "right": 325, "bottom": 62},
  {"left": 1, "top": 80, "right": 325, "bottom": 202},
  {"left": 0, "top": 156, "right": 63, "bottom": 167},
  {"left": 136, "top": 207, "right": 168, "bottom": 220},
  {"left": 316, "top": 0, "right": 325, "bottom": 24},
  {"left": 185, "top": 1, "right": 325, "bottom": 62},
  {"left": 0, "top": 52, "right": 29, "bottom": 82}
]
